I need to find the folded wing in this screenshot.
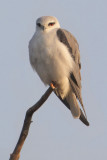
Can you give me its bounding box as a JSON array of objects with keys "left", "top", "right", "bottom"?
[{"left": 56, "top": 29, "right": 89, "bottom": 126}]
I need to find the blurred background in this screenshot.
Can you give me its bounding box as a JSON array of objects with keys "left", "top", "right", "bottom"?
[{"left": 0, "top": 0, "right": 107, "bottom": 159}]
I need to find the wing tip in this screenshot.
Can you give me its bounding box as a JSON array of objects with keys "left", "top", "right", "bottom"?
[
  {"left": 79, "top": 109, "right": 90, "bottom": 126},
  {"left": 54, "top": 92, "right": 90, "bottom": 126}
]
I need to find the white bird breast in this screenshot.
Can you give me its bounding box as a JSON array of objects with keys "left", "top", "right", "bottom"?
[{"left": 29, "top": 29, "right": 74, "bottom": 98}]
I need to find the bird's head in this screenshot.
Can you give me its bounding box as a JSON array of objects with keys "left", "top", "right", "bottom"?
[{"left": 36, "top": 16, "right": 60, "bottom": 32}]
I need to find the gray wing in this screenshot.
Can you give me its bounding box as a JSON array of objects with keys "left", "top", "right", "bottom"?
[
  {"left": 56, "top": 28, "right": 89, "bottom": 125},
  {"left": 57, "top": 29, "right": 81, "bottom": 87},
  {"left": 57, "top": 29, "right": 81, "bottom": 67}
]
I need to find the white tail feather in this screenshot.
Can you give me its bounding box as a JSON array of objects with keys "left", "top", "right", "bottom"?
[{"left": 66, "top": 90, "right": 81, "bottom": 118}]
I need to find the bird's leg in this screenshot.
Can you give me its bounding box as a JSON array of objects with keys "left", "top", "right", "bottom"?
[{"left": 50, "top": 81, "right": 56, "bottom": 89}]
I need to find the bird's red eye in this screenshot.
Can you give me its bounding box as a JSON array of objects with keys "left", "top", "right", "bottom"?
[{"left": 48, "top": 22, "right": 55, "bottom": 26}]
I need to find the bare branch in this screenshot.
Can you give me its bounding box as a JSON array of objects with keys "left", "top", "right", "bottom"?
[{"left": 9, "top": 87, "right": 53, "bottom": 160}]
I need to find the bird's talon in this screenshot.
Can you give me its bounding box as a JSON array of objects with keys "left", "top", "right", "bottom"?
[{"left": 50, "top": 83, "right": 56, "bottom": 89}]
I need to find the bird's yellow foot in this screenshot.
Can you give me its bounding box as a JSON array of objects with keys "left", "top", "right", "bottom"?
[{"left": 50, "top": 82, "right": 56, "bottom": 89}]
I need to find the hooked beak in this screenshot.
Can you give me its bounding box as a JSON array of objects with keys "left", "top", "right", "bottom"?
[{"left": 41, "top": 25, "right": 46, "bottom": 31}]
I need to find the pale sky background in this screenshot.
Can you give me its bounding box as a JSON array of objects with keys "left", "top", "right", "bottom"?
[{"left": 0, "top": 0, "right": 107, "bottom": 160}]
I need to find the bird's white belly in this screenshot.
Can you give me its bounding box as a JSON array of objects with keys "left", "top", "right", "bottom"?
[
  {"left": 35, "top": 49, "right": 71, "bottom": 98},
  {"left": 29, "top": 31, "right": 74, "bottom": 98}
]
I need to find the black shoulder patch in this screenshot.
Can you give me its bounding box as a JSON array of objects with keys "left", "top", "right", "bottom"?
[
  {"left": 57, "top": 29, "right": 73, "bottom": 55},
  {"left": 70, "top": 73, "right": 79, "bottom": 87}
]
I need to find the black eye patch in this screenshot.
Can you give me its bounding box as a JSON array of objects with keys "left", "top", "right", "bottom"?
[
  {"left": 48, "top": 22, "right": 55, "bottom": 26},
  {"left": 37, "top": 23, "right": 41, "bottom": 27}
]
